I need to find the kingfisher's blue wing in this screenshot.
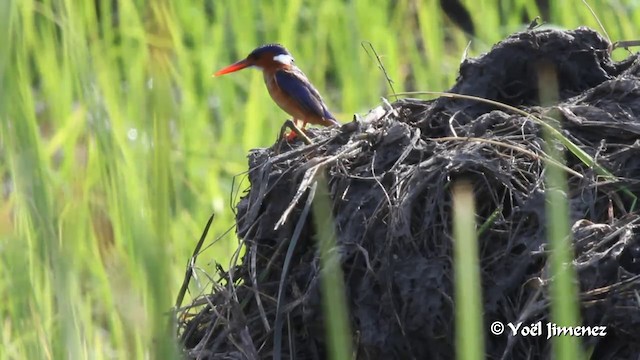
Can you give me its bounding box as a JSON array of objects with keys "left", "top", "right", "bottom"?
[{"left": 274, "top": 69, "right": 336, "bottom": 122}]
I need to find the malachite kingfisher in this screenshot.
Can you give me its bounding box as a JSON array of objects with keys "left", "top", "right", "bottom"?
[{"left": 213, "top": 44, "right": 339, "bottom": 138}]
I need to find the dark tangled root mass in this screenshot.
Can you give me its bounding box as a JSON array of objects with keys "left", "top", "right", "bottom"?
[{"left": 179, "top": 27, "right": 640, "bottom": 359}]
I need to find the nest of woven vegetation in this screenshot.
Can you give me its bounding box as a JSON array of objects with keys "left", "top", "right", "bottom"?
[{"left": 179, "top": 27, "right": 640, "bottom": 359}]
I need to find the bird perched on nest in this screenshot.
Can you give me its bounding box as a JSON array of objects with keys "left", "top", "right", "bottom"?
[{"left": 213, "top": 44, "right": 339, "bottom": 141}]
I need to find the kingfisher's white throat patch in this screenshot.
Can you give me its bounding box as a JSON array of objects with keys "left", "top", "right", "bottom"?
[{"left": 273, "top": 54, "right": 294, "bottom": 65}]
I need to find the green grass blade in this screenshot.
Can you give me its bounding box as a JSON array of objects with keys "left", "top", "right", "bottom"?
[
  {"left": 537, "top": 60, "right": 583, "bottom": 360},
  {"left": 313, "top": 173, "right": 353, "bottom": 360},
  {"left": 452, "top": 180, "right": 485, "bottom": 360}
]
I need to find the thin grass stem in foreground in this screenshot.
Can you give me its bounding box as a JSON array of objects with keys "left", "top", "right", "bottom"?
[
  {"left": 537, "top": 60, "right": 583, "bottom": 360},
  {"left": 313, "top": 173, "right": 354, "bottom": 360},
  {"left": 452, "top": 180, "right": 484, "bottom": 360}
]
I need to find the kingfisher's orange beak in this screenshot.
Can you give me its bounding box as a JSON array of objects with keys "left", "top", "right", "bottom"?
[{"left": 213, "top": 59, "right": 252, "bottom": 76}]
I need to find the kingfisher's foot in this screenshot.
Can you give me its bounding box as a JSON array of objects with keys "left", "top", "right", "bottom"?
[
  {"left": 275, "top": 120, "right": 312, "bottom": 154},
  {"left": 285, "top": 130, "right": 298, "bottom": 141},
  {"left": 278, "top": 119, "right": 312, "bottom": 144}
]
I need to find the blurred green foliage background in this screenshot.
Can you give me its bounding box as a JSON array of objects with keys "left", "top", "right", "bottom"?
[{"left": 1, "top": 0, "right": 639, "bottom": 358}]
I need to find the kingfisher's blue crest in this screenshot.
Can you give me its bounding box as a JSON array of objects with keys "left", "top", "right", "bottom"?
[{"left": 248, "top": 44, "right": 290, "bottom": 59}]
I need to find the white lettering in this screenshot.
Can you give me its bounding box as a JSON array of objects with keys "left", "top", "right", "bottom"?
[{"left": 507, "top": 322, "right": 522, "bottom": 335}]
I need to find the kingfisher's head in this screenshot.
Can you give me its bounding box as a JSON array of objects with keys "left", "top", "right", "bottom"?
[{"left": 214, "top": 44, "right": 295, "bottom": 76}]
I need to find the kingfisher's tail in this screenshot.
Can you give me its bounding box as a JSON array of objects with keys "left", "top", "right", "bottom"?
[{"left": 323, "top": 108, "right": 340, "bottom": 126}]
